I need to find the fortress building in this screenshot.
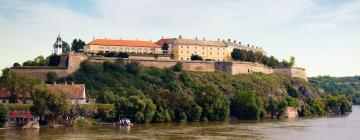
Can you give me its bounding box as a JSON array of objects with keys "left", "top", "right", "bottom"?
[
  {"left": 223, "top": 39, "right": 266, "bottom": 55},
  {"left": 157, "top": 36, "right": 229, "bottom": 61},
  {"left": 84, "top": 39, "right": 162, "bottom": 54}
]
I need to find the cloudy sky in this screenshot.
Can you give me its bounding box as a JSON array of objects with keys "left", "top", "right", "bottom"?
[{"left": 0, "top": 0, "right": 359, "bottom": 77}]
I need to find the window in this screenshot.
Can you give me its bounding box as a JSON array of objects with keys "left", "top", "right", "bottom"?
[
  {"left": 181, "top": 57, "right": 183, "bottom": 60},
  {"left": 187, "top": 51, "right": 189, "bottom": 54},
  {"left": 187, "top": 58, "right": 189, "bottom": 60},
  {"left": 218, "top": 48, "right": 219, "bottom": 50}
]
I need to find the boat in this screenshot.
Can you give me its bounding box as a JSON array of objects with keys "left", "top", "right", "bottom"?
[
  {"left": 5, "top": 112, "right": 40, "bottom": 129},
  {"left": 117, "top": 118, "right": 133, "bottom": 127}
]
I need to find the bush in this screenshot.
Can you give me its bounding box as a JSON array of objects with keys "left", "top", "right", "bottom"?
[
  {"left": 0, "top": 104, "right": 9, "bottom": 127},
  {"left": 117, "top": 52, "right": 129, "bottom": 58},
  {"left": 191, "top": 55, "right": 203, "bottom": 61},
  {"left": 230, "top": 90, "right": 265, "bottom": 119},
  {"left": 47, "top": 72, "right": 58, "bottom": 84},
  {"left": 48, "top": 55, "right": 61, "bottom": 66}
]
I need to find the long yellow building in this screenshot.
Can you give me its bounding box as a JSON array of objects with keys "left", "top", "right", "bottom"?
[
  {"left": 84, "top": 39, "right": 161, "bottom": 54},
  {"left": 156, "top": 37, "right": 229, "bottom": 61}
]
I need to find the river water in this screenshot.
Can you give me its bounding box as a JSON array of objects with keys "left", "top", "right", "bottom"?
[{"left": 1, "top": 106, "right": 360, "bottom": 140}]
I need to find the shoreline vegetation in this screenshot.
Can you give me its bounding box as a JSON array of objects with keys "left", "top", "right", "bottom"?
[{"left": 0, "top": 60, "right": 353, "bottom": 128}]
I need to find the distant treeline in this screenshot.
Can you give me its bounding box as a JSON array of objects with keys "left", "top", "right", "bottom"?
[{"left": 309, "top": 76, "right": 360, "bottom": 104}]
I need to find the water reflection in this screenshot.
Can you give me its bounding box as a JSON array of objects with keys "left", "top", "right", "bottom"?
[{"left": 1, "top": 106, "right": 359, "bottom": 140}]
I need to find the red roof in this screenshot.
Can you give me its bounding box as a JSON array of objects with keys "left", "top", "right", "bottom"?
[
  {"left": 8, "top": 112, "right": 20, "bottom": 118},
  {"left": 46, "top": 84, "right": 85, "bottom": 99},
  {"left": 89, "top": 39, "right": 160, "bottom": 48},
  {"left": 22, "top": 112, "right": 34, "bottom": 118},
  {"left": 0, "top": 84, "right": 85, "bottom": 100},
  {"left": 156, "top": 38, "right": 175, "bottom": 46}
]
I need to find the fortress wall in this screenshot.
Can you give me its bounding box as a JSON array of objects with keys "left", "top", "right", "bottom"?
[
  {"left": 273, "top": 67, "right": 308, "bottom": 81},
  {"left": 11, "top": 68, "right": 69, "bottom": 81},
  {"left": 181, "top": 61, "right": 216, "bottom": 72},
  {"left": 249, "top": 64, "right": 273, "bottom": 74},
  {"left": 67, "top": 54, "right": 88, "bottom": 73},
  {"left": 214, "top": 62, "right": 232, "bottom": 73},
  {"left": 231, "top": 62, "right": 252, "bottom": 75},
  {"left": 291, "top": 68, "right": 308, "bottom": 81},
  {"left": 134, "top": 60, "right": 177, "bottom": 68}
]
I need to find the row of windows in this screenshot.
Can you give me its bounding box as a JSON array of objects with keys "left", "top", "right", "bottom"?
[
  {"left": 180, "top": 51, "right": 225, "bottom": 55},
  {"left": 97, "top": 47, "right": 155, "bottom": 52},
  {"left": 180, "top": 57, "right": 225, "bottom": 61},
  {"left": 180, "top": 46, "right": 225, "bottom": 50}
]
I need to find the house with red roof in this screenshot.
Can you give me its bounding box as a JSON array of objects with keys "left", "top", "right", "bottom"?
[
  {"left": 84, "top": 39, "right": 162, "bottom": 54},
  {"left": 0, "top": 83, "right": 87, "bottom": 105}
]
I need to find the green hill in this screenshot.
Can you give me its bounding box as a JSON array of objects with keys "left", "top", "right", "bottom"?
[{"left": 55, "top": 60, "right": 351, "bottom": 122}]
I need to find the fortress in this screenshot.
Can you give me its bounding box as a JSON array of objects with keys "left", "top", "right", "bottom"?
[
  {"left": 11, "top": 53, "right": 307, "bottom": 81},
  {"left": 11, "top": 35, "right": 308, "bottom": 81}
]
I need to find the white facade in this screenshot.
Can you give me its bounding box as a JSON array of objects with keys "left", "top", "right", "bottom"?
[{"left": 53, "top": 35, "right": 63, "bottom": 55}]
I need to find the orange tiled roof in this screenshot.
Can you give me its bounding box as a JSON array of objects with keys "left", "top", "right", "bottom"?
[
  {"left": 0, "top": 84, "right": 85, "bottom": 99},
  {"left": 89, "top": 39, "right": 160, "bottom": 48},
  {"left": 46, "top": 84, "right": 85, "bottom": 99}
]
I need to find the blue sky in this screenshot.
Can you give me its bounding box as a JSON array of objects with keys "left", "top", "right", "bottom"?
[{"left": 0, "top": 0, "right": 359, "bottom": 77}]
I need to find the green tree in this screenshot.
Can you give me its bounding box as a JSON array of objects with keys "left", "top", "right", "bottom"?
[
  {"left": 161, "top": 43, "right": 169, "bottom": 54},
  {"left": 0, "top": 104, "right": 9, "bottom": 127},
  {"left": 46, "top": 72, "right": 58, "bottom": 84},
  {"left": 71, "top": 39, "right": 86, "bottom": 52},
  {"left": 12, "top": 62, "right": 21, "bottom": 67},
  {"left": 115, "top": 95, "right": 156, "bottom": 123},
  {"left": 48, "top": 55, "right": 61, "bottom": 66},
  {"left": 230, "top": 90, "right": 265, "bottom": 119},
  {"left": 231, "top": 49, "right": 247, "bottom": 61},
  {"left": 117, "top": 52, "right": 129, "bottom": 58},
  {"left": 266, "top": 97, "right": 288, "bottom": 119},
  {"left": 196, "top": 83, "right": 230, "bottom": 121},
  {"left": 191, "top": 54, "right": 203, "bottom": 61},
  {"left": 0, "top": 69, "right": 42, "bottom": 103},
  {"left": 125, "top": 62, "right": 141, "bottom": 74},
  {"left": 62, "top": 41, "right": 71, "bottom": 54},
  {"left": 34, "top": 56, "right": 46, "bottom": 66},
  {"left": 31, "top": 85, "right": 71, "bottom": 124}
]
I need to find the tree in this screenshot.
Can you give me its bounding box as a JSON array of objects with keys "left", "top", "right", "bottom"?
[
  {"left": 266, "top": 97, "right": 288, "bottom": 119},
  {"left": 115, "top": 95, "right": 156, "bottom": 123},
  {"left": 289, "top": 56, "right": 295, "bottom": 67},
  {"left": 0, "top": 104, "right": 8, "bottom": 127},
  {"left": 117, "top": 52, "right": 129, "bottom": 58},
  {"left": 196, "top": 83, "right": 230, "bottom": 121},
  {"left": 125, "top": 62, "right": 141, "bottom": 74},
  {"left": 191, "top": 54, "right": 203, "bottom": 61},
  {"left": 47, "top": 72, "right": 58, "bottom": 84},
  {"left": 71, "top": 39, "right": 86, "bottom": 53},
  {"left": 173, "top": 62, "right": 182, "bottom": 72},
  {"left": 31, "top": 85, "right": 71, "bottom": 124},
  {"left": 230, "top": 90, "right": 265, "bottom": 119},
  {"left": 162, "top": 43, "right": 169, "bottom": 54},
  {"left": 12, "top": 62, "right": 21, "bottom": 67},
  {"left": 0, "top": 69, "right": 42, "bottom": 103},
  {"left": 231, "top": 49, "right": 247, "bottom": 61},
  {"left": 48, "top": 55, "right": 61, "bottom": 66},
  {"left": 34, "top": 56, "right": 46, "bottom": 66},
  {"left": 62, "top": 41, "right": 71, "bottom": 54}
]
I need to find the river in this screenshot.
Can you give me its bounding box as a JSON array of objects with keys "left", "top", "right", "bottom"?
[{"left": 1, "top": 106, "right": 360, "bottom": 140}]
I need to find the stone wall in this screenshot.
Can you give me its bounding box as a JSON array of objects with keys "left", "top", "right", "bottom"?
[
  {"left": 11, "top": 54, "right": 308, "bottom": 81},
  {"left": 273, "top": 67, "right": 307, "bottom": 81},
  {"left": 182, "top": 61, "right": 216, "bottom": 72},
  {"left": 128, "top": 56, "right": 171, "bottom": 61},
  {"left": 11, "top": 68, "right": 69, "bottom": 81}
]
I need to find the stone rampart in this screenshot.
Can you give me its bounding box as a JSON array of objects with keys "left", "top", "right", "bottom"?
[{"left": 11, "top": 54, "right": 308, "bottom": 81}]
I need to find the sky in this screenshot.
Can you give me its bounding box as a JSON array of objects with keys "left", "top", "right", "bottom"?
[{"left": 0, "top": 0, "right": 359, "bottom": 77}]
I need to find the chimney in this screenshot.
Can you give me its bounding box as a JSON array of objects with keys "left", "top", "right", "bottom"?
[
  {"left": 195, "top": 36, "right": 198, "bottom": 40},
  {"left": 228, "top": 39, "right": 231, "bottom": 42},
  {"left": 203, "top": 37, "right": 205, "bottom": 41},
  {"left": 161, "top": 36, "right": 164, "bottom": 39},
  {"left": 179, "top": 35, "right": 182, "bottom": 39},
  {"left": 92, "top": 37, "right": 95, "bottom": 41},
  {"left": 218, "top": 38, "right": 220, "bottom": 42},
  {"left": 234, "top": 40, "right": 236, "bottom": 43},
  {"left": 239, "top": 42, "right": 241, "bottom": 45},
  {"left": 247, "top": 44, "right": 250, "bottom": 47}
]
